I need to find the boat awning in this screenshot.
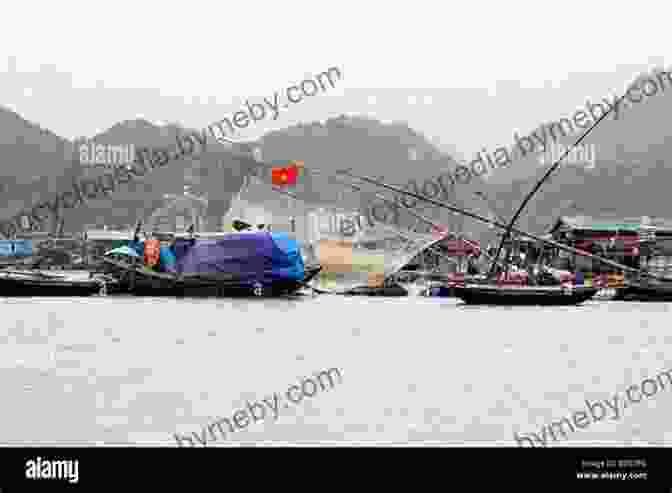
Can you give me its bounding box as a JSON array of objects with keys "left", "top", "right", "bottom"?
[
  {"left": 0, "top": 239, "right": 34, "bottom": 257},
  {"left": 85, "top": 230, "right": 134, "bottom": 241},
  {"left": 551, "top": 216, "right": 672, "bottom": 235},
  {"left": 550, "top": 216, "right": 642, "bottom": 234}
]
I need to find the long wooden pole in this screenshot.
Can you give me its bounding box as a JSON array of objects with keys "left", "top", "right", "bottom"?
[
  {"left": 336, "top": 169, "right": 659, "bottom": 278},
  {"left": 245, "top": 155, "right": 497, "bottom": 268},
  {"left": 269, "top": 175, "right": 503, "bottom": 271},
  {"left": 323, "top": 176, "right": 498, "bottom": 269},
  {"left": 227, "top": 144, "right": 654, "bottom": 278},
  {"left": 488, "top": 93, "right": 628, "bottom": 278}
]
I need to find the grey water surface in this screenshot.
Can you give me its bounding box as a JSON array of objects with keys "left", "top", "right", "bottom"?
[{"left": 0, "top": 294, "right": 670, "bottom": 446}]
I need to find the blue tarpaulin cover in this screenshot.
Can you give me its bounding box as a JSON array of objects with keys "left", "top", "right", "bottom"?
[
  {"left": 0, "top": 240, "right": 33, "bottom": 257},
  {"left": 128, "top": 233, "right": 304, "bottom": 283},
  {"left": 174, "top": 232, "right": 304, "bottom": 283},
  {"left": 160, "top": 246, "right": 177, "bottom": 273},
  {"left": 127, "top": 240, "right": 144, "bottom": 257}
]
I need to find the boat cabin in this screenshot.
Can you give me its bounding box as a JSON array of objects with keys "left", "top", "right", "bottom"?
[
  {"left": 83, "top": 229, "right": 134, "bottom": 264},
  {"left": 405, "top": 235, "right": 482, "bottom": 274},
  {"left": 636, "top": 219, "right": 672, "bottom": 278},
  {"left": 547, "top": 216, "right": 672, "bottom": 276},
  {"left": 489, "top": 235, "right": 544, "bottom": 266}
]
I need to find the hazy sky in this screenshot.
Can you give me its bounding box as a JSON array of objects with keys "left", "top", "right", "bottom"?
[{"left": 0, "top": 0, "right": 669, "bottom": 157}]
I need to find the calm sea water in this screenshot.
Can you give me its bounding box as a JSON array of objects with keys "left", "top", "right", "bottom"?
[{"left": 1, "top": 292, "right": 670, "bottom": 446}]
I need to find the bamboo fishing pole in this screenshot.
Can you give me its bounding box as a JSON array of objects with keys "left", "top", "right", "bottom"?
[
  {"left": 336, "top": 169, "right": 665, "bottom": 279},
  {"left": 488, "top": 93, "right": 629, "bottom": 278},
  {"left": 238, "top": 148, "right": 529, "bottom": 272},
  {"left": 321, "top": 175, "right": 500, "bottom": 270},
  {"left": 223, "top": 142, "right": 646, "bottom": 278},
  {"left": 269, "top": 185, "right": 459, "bottom": 284},
  {"left": 268, "top": 171, "right": 503, "bottom": 271}
]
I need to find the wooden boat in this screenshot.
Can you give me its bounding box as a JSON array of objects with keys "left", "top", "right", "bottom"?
[
  {"left": 421, "top": 275, "right": 479, "bottom": 297},
  {"left": 95, "top": 221, "right": 322, "bottom": 298},
  {"left": 613, "top": 280, "right": 672, "bottom": 301},
  {"left": 453, "top": 284, "right": 598, "bottom": 305},
  {"left": 341, "top": 282, "right": 408, "bottom": 296},
  {"left": 337, "top": 93, "right": 634, "bottom": 306},
  {"left": 102, "top": 258, "right": 321, "bottom": 297},
  {"left": 0, "top": 269, "right": 105, "bottom": 296},
  {"left": 422, "top": 284, "right": 458, "bottom": 297}
]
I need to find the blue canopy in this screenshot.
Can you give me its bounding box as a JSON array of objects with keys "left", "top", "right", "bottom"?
[
  {"left": 0, "top": 240, "right": 33, "bottom": 257},
  {"left": 174, "top": 232, "right": 304, "bottom": 283},
  {"left": 105, "top": 246, "right": 140, "bottom": 257}
]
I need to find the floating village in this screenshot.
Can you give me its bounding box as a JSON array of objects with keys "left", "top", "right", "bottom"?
[{"left": 2, "top": 131, "right": 672, "bottom": 307}]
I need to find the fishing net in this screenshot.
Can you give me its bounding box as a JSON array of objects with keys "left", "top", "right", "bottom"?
[{"left": 225, "top": 160, "right": 450, "bottom": 290}]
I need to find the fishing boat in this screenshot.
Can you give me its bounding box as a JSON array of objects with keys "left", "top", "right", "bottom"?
[
  {"left": 341, "top": 282, "right": 408, "bottom": 296},
  {"left": 102, "top": 231, "right": 321, "bottom": 297},
  {"left": 335, "top": 91, "right": 632, "bottom": 306},
  {"left": 612, "top": 279, "right": 672, "bottom": 301},
  {"left": 421, "top": 273, "right": 485, "bottom": 297},
  {"left": 0, "top": 268, "right": 107, "bottom": 296},
  {"left": 452, "top": 284, "right": 598, "bottom": 306}
]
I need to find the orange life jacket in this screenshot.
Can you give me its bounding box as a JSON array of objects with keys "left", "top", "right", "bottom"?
[{"left": 144, "top": 239, "right": 161, "bottom": 268}]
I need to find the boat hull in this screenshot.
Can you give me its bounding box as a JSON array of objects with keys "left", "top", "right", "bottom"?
[
  {"left": 102, "top": 259, "right": 321, "bottom": 297},
  {"left": 341, "top": 283, "right": 408, "bottom": 296},
  {"left": 453, "top": 284, "right": 598, "bottom": 305},
  {"left": 422, "top": 285, "right": 457, "bottom": 297},
  {"left": 0, "top": 270, "right": 102, "bottom": 296},
  {"left": 613, "top": 282, "right": 672, "bottom": 301}
]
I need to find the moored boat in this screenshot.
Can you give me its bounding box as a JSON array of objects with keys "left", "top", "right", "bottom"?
[
  {"left": 341, "top": 282, "right": 408, "bottom": 296},
  {"left": 0, "top": 269, "right": 106, "bottom": 296},
  {"left": 103, "top": 259, "right": 321, "bottom": 297},
  {"left": 453, "top": 284, "right": 598, "bottom": 306},
  {"left": 612, "top": 280, "right": 672, "bottom": 301},
  {"left": 103, "top": 231, "right": 321, "bottom": 297}
]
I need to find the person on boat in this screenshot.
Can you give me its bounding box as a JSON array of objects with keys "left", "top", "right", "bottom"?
[
  {"left": 518, "top": 251, "right": 526, "bottom": 266},
  {"left": 159, "top": 238, "right": 177, "bottom": 274},
  {"left": 144, "top": 236, "right": 162, "bottom": 271},
  {"left": 466, "top": 254, "right": 479, "bottom": 276},
  {"left": 540, "top": 265, "right": 572, "bottom": 285},
  {"left": 232, "top": 219, "right": 253, "bottom": 232},
  {"left": 127, "top": 239, "right": 144, "bottom": 262}
]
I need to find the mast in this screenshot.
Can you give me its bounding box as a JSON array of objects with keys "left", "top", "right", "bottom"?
[
  {"left": 270, "top": 172, "right": 510, "bottom": 272},
  {"left": 336, "top": 169, "right": 664, "bottom": 279},
  {"left": 218, "top": 138, "right": 650, "bottom": 277},
  {"left": 473, "top": 190, "right": 512, "bottom": 277},
  {"left": 487, "top": 93, "right": 627, "bottom": 278}
]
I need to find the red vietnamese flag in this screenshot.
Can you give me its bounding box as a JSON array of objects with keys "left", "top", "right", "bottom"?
[{"left": 271, "top": 165, "right": 298, "bottom": 186}]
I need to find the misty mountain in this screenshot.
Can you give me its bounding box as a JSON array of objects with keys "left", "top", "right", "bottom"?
[
  {"left": 253, "top": 115, "right": 493, "bottom": 237},
  {"left": 0, "top": 111, "right": 494, "bottom": 240},
  {"left": 0, "top": 107, "right": 79, "bottom": 220},
  {"left": 481, "top": 66, "right": 672, "bottom": 235}
]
